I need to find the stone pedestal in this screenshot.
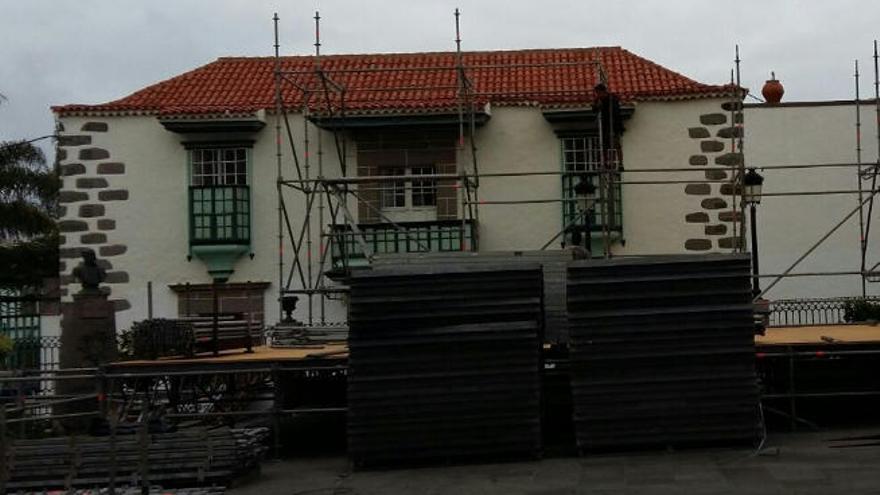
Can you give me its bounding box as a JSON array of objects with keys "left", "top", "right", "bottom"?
[{"left": 56, "top": 291, "right": 117, "bottom": 432}]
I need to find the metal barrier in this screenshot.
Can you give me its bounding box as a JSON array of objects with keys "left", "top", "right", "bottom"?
[{"left": 767, "top": 296, "right": 880, "bottom": 327}]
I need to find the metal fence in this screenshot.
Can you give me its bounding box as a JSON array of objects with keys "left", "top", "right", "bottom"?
[{"left": 767, "top": 296, "right": 880, "bottom": 327}]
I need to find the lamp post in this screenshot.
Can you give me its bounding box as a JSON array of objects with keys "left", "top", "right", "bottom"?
[
  {"left": 574, "top": 176, "right": 597, "bottom": 257},
  {"left": 743, "top": 168, "right": 765, "bottom": 297}
]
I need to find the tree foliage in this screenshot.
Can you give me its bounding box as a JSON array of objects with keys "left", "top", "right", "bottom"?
[{"left": 0, "top": 139, "right": 60, "bottom": 288}]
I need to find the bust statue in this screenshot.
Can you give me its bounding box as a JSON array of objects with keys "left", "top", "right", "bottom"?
[{"left": 72, "top": 250, "right": 106, "bottom": 294}]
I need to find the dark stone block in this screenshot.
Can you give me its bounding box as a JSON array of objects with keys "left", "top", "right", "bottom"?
[
  {"left": 104, "top": 271, "right": 129, "bottom": 284},
  {"left": 59, "top": 235, "right": 66, "bottom": 245},
  {"left": 720, "top": 183, "right": 742, "bottom": 196},
  {"left": 688, "top": 127, "right": 710, "bottom": 139},
  {"left": 78, "top": 148, "right": 110, "bottom": 160},
  {"left": 58, "top": 220, "right": 88, "bottom": 232},
  {"left": 700, "top": 140, "right": 725, "bottom": 153},
  {"left": 690, "top": 155, "right": 708, "bottom": 166},
  {"left": 97, "top": 162, "right": 125, "bottom": 174},
  {"left": 97, "top": 219, "right": 116, "bottom": 230},
  {"left": 705, "top": 224, "right": 728, "bottom": 235},
  {"left": 58, "top": 135, "right": 91, "bottom": 146},
  {"left": 57, "top": 148, "right": 67, "bottom": 161},
  {"left": 60, "top": 261, "right": 66, "bottom": 272},
  {"left": 719, "top": 211, "right": 744, "bottom": 222},
  {"left": 97, "top": 259, "right": 113, "bottom": 270},
  {"left": 58, "top": 206, "right": 67, "bottom": 217},
  {"left": 706, "top": 169, "right": 728, "bottom": 180},
  {"left": 719, "top": 236, "right": 743, "bottom": 249},
  {"left": 701, "top": 197, "right": 728, "bottom": 210},
  {"left": 61, "top": 163, "right": 86, "bottom": 176},
  {"left": 717, "top": 126, "right": 744, "bottom": 139},
  {"left": 99, "top": 189, "right": 129, "bottom": 201},
  {"left": 81, "top": 233, "right": 108, "bottom": 244},
  {"left": 81, "top": 122, "right": 108, "bottom": 132},
  {"left": 685, "top": 184, "right": 711, "bottom": 195},
  {"left": 76, "top": 177, "right": 109, "bottom": 189},
  {"left": 60, "top": 247, "right": 92, "bottom": 259},
  {"left": 59, "top": 191, "right": 88, "bottom": 203},
  {"left": 78, "top": 204, "right": 105, "bottom": 218},
  {"left": 721, "top": 101, "right": 743, "bottom": 112},
  {"left": 700, "top": 113, "right": 727, "bottom": 125},
  {"left": 685, "top": 212, "right": 710, "bottom": 223},
  {"left": 716, "top": 153, "right": 744, "bottom": 166},
  {"left": 99, "top": 244, "right": 127, "bottom": 256},
  {"left": 685, "top": 239, "right": 712, "bottom": 251}
]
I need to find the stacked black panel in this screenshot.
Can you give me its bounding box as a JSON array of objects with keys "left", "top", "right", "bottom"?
[
  {"left": 347, "top": 265, "right": 544, "bottom": 466},
  {"left": 567, "top": 254, "right": 760, "bottom": 451}
]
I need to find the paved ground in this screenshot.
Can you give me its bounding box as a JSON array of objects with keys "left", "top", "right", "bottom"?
[{"left": 228, "top": 429, "right": 880, "bottom": 494}]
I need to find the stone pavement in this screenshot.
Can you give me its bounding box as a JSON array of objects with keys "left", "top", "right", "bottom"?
[{"left": 229, "top": 429, "right": 880, "bottom": 494}]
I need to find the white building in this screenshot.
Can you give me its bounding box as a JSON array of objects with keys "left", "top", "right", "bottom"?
[
  {"left": 745, "top": 99, "right": 880, "bottom": 300},
  {"left": 53, "top": 47, "right": 863, "bottom": 333}
]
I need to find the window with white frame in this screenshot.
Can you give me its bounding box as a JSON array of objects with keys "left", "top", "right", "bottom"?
[
  {"left": 191, "top": 148, "right": 248, "bottom": 186},
  {"left": 379, "top": 166, "right": 437, "bottom": 209},
  {"left": 380, "top": 167, "right": 406, "bottom": 208},
  {"left": 411, "top": 165, "right": 437, "bottom": 207}
]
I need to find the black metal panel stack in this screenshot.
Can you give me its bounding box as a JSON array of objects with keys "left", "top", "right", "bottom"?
[
  {"left": 567, "top": 254, "right": 760, "bottom": 451},
  {"left": 347, "top": 264, "right": 544, "bottom": 466}
]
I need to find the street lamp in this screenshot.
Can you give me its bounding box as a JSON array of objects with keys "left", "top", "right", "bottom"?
[
  {"left": 743, "top": 168, "right": 765, "bottom": 296},
  {"left": 573, "top": 176, "right": 597, "bottom": 256}
]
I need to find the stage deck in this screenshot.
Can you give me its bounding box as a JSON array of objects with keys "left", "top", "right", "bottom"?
[
  {"left": 107, "top": 344, "right": 348, "bottom": 373},
  {"left": 757, "top": 324, "right": 880, "bottom": 346}
]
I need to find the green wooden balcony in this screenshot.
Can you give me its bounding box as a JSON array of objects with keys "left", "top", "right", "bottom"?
[
  {"left": 189, "top": 185, "right": 251, "bottom": 245},
  {"left": 330, "top": 220, "right": 475, "bottom": 268}
]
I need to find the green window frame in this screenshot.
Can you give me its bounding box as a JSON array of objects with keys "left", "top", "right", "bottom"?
[
  {"left": 560, "top": 136, "right": 622, "bottom": 245},
  {"left": 188, "top": 146, "right": 252, "bottom": 246}
]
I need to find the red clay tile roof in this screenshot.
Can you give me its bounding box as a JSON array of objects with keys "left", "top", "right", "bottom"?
[{"left": 53, "top": 47, "right": 732, "bottom": 117}]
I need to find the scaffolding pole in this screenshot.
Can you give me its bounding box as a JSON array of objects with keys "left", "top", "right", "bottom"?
[
  {"left": 270, "top": 15, "right": 878, "bottom": 317},
  {"left": 856, "top": 59, "right": 867, "bottom": 296}
]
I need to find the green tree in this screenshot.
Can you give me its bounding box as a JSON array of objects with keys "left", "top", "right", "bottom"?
[{"left": 0, "top": 139, "right": 60, "bottom": 288}]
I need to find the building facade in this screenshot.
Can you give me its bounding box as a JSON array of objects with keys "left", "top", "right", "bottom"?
[{"left": 52, "top": 47, "right": 750, "bottom": 332}]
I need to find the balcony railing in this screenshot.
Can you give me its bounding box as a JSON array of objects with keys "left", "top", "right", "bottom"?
[
  {"left": 189, "top": 185, "right": 250, "bottom": 245},
  {"left": 768, "top": 296, "right": 880, "bottom": 327},
  {"left": 330, "top": 220, "right": 475, "bottom": 267}
]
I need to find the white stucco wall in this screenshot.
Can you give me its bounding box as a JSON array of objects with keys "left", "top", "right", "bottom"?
[
  {"left": 56, "top": 114, "right": 348, "bottom": 331},
  {"left": 745, "top": 102, "right": 880, "bottom": 300},
  {"left": 470, "top": 107, "right": 562, "bottom": 251},
  {"left": 55, "top": 96, "right": 752, "bottom": 332},
  {"left": 617, "top": 98, "right": 735, "bottom": 255}
]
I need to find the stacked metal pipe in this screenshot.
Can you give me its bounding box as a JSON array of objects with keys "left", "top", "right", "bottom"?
[
  {"left": 347, "top": 265, "right": 544, "bottom": 466},
  {"left": 567, "top": 254, "right": 761, "bottom": 450},
  {"left": 3, "top": 427, "right": 267, "bottom": 491}
]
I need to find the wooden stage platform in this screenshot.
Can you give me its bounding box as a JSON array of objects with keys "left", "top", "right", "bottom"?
[
  {"left": 757, "top": 324, "right": 880, "bottom": 347},
  {"left": 107, "top": 344, "right": 348, "bottom": 373},
  {"left": 104, "top": 324, "right": 880, "bottom": 374}
]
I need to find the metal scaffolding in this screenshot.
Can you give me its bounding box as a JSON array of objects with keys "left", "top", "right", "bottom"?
[{"left": 271, "top": 11, "right": 880, "bottom": 323}]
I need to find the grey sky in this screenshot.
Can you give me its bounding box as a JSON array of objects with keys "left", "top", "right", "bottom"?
[{"left": 1, "top": 0, "right": 879, "bottom": 154}]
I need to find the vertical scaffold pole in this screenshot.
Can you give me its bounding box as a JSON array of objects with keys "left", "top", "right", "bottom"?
[
  {"left": 454, "top": 8, "right": 468, "bottom": 250},
  {"left": 863, "top": 41, "right": 880, "bottom": 271},
  {"left": 735, "top": 46, "right": 746, "bottom": 253},
  {"left": 728, "top": 68, "right": 738, "bottom": 253},
  {"left": 855, "top": 59, "right": 866, "bottom": 296},
  {"left": 274, "top": 13, "right": 285, "bottom": 321},
  {"left": 314, "top": 11, "right": 327, "bottom": 324}
]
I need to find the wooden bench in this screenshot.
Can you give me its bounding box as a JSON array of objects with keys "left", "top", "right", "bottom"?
[{"left": 178, "top": 315, "right": 264, "bottom": 354}]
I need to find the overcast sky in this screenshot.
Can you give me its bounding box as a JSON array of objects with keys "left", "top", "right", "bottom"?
[{"left": 2, "top": 0, "right": 879, "bottom": 154}]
